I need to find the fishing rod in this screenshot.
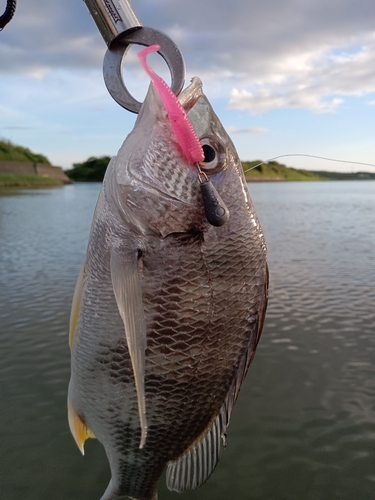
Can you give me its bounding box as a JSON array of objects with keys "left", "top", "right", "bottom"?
[{"left": 0, "top": 0, "right": 16, "bottom": 31}]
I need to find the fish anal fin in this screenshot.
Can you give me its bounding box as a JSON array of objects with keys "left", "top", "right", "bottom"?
[
  {"left": 69, "top": 261, "right": 85, "bottom": 349},
  {"left": 110, "top": 248, "right": 148, "bottom": 449},
  {"left": 166, "top": 406, "right": 226, "bottom": 493},
  {"left": 68, "top": 397, "right": 95, "bottom": 455}
]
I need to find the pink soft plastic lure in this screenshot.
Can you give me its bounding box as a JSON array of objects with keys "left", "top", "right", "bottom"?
[{"left": 138, "top": 45, "right": 204, "bottom": 164}]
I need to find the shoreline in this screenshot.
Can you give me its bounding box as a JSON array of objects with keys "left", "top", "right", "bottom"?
[
  {"left": 1, "top": 173, "right": 373, "bottom": 188},
  {"left": 245, "top": 176, "right": 285, "bottom": 182},
  {"left": 0, "top": 173, "right": 67, "bottom": 188},
  {"left": 0, "top": 160, "right": 72, "bottom": 187}
]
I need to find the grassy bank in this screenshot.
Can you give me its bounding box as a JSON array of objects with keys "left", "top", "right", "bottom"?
[
  {"left": 244, "top": 161, "right": 327, "bottom": 181},
  {"left": 0, "top": 173, "right": 64, "bottom": 188},
  {"left": 0, "top": 139, "right": 50, "bottom": 163},
  {"left": 243, "top": 160, "right": 375, "bottom": 181}
]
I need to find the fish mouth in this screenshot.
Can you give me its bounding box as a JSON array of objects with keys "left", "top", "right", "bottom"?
[
  {"left": 141, "top": 75, "right": 204, "bottom": 119},
  {"left": 142, "top": 76, "right": 204, "bottom": 122},
  {"left": 178, "top": 77, "right": 204, "bottom": 111},
  {"left": 132, "top": 76, "right": 204, "bottom": 142}
]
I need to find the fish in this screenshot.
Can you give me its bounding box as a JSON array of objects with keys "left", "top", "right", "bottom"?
[{"left": 68, "top": 46, "right": 268, "bottom": 500}]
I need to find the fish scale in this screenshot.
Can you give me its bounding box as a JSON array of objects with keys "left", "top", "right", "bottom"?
[
  {"left": 133, "top": 134, "right": 199, "bottom": 206},
  {"left": 68, "top": 78, "right": 268, "bottom": 500},
  {"left": 141, "top": 228, "right": 261, "bottom": 450}
]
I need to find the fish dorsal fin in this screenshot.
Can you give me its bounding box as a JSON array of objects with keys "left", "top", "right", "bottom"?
[
  {"left": 110, "top": 248, "right": 148, "bottom": 448},
  {"left": 69, "top": 261, "right": 85, "bottom": 349},
  {"left": 166, "top": 406, "right": 226, "bottom": 492}
]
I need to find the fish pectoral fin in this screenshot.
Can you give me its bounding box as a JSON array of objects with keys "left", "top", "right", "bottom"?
[
  {"left": 69, "top": 261, "right": 85, "bottom": 350},
  {"left": 110, "top": 248, "right": 148, "bottom": 449},
  {"left": 166, "top": 407, "right": 226, "bottom": 493},
  {"left": 68, "top": 397, "right": 95, "bottom": 455}
]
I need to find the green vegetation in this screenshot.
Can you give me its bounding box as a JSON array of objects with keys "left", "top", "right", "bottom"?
[
  {"left": 0, "top": 138, "right": 50, "bottom": 164},
  {"left": 0, "top": 173, "right": 64, "bottom": 188},
  {"left": 305, "top": 170, "right": 375, "bottom": 180},
  {"left": 242, "top": 160, "right": 375, "bottom": 181},
  {"left": 243, "top": 160, "right": 326, "bottom": 181},
  {"left": 65, "top": 156, "right": 111, "bottom": 182}
]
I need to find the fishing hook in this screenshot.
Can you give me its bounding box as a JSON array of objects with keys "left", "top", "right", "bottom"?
[
  {"left": 0, "top": 0, "right": 16, "bottom": 31},
  {"left": 84, "top": 0, "right": 185, "bottom": 113}
]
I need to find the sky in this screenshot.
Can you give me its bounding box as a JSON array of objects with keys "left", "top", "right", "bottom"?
[{"left": 0, "top": 0, "right": 375, "bottom": 172}]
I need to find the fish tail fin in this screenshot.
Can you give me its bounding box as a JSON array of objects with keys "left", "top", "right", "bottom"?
[{"left": 100, "top": 479, "right": 158, "bottom": 500}]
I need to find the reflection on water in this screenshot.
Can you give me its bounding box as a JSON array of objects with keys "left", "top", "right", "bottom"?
[{"left": 0, "top": 181, "right": 374, "bottom": 500}]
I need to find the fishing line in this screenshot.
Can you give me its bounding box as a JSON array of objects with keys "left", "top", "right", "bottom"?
[{"left": 243, "top": 154, "right": 375, "bottom": 174}]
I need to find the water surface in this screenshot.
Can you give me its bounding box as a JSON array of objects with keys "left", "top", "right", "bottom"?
[{"left": 0, "top": 181, "right": 374, "bottom": 499}]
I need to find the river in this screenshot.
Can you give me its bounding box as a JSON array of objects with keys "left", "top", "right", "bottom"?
[{"left": 0, "top": 181, "right": 374, "bottom": 500}]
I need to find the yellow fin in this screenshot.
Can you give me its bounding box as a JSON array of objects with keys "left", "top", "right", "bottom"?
[
  {"left": 68, "top": 397, "right": 95, "bottom": 455},
  {"left": 69, "top": 262, "right": 85, "bottom": 349}
]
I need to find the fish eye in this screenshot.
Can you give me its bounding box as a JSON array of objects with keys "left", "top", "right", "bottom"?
[
  {"left": 199, "top": 137, "right": 226, "bottom": 174},
  {"left": 202, "top": 144, "right": 216, "bottom": 163}
]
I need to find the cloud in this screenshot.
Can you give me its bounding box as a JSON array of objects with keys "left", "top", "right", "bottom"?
[
  {"left": 0, "top": 0, "right": 103, "bottom": 75},
  {"left": 227, "top": 126, "right": 268, "bottom": 135},
  {"left": 229, "top": 35, "right": 375, "bottom": 114},
  {"left": 1, "top": 0, "right": 375, "bottom": 114},
  {"left": 1, "top": 126, "right": 34, "bottom": 130},
  {"left": 229, "top": 88, "right": 344, "bottom": 115}
]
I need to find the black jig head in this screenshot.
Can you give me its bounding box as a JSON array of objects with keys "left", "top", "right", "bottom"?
[{"left": 197, "top": 167, "right": 230, "bottom": 227}]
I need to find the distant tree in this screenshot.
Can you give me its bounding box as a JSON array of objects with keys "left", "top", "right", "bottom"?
[{"left": 65, "top": 156, "right": 111, "bottom": 182}]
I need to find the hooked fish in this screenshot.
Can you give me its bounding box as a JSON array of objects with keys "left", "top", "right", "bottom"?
[{"left": 68, "top": 46, "right": 268, "bottom": 500}]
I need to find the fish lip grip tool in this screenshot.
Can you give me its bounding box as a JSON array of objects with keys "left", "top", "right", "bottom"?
[{"left": 84, "top": 0, "right": 185, "bottom": 113}]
